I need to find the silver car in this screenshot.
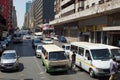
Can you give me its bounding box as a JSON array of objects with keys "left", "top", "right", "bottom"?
[{"left": 0, "top": 50, "right": 20, "bottom": 71}]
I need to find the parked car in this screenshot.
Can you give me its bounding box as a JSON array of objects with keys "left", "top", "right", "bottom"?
[
  {"left": 42, "top": 38, "right": 53, "bottom": 44},
  {"left": 58, "top": 36, "right": 67, "bottom": 43},
  {"left": 7, "top": 35, "right": 12, "bottom": 43},
  {"left": 51, "top": 35, "right": 59, "bottom": 41},
  {"left": 32, "top": 39, "right": 41, "bottom": 49},
  {"left": 0, "top": 41, "right": 7, "bottom": 50},
  {"left": 0, "top": 44, "right": 4, "bottom": 56},
  {"left": 35, "top": 44, "right": 42, "bottom": 57},
  {"left": 0, "top": 50, "right": 20, "bottom": 71}
]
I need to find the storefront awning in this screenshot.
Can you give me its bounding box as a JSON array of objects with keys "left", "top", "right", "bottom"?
[{"left": 103, "top": 26, "right": 120, "bottom": 31}]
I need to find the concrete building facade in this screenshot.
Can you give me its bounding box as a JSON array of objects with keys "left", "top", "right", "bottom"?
[
  {"left": 50, "top": 0, "right": 120, "bottom": 46},
  {"left": 12, "top": 6, "right": 17, "bottom": 28},
  {"left": 26, "top": 1, "right": 31, "bottom": 13},
  {"left": 33, "top": 0, "right": 54, "bottom": 27}
]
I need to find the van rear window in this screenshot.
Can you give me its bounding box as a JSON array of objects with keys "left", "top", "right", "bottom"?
[{"left": 49, "top": 51, "right": 66, "bottom": 61}]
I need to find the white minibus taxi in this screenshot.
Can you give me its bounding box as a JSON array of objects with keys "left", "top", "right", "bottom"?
[
  {"left": 69, "top": 42, "right": 111, "bottom": 77},
  {"left": 41, "top": 44, "right": 69, "bottom": 73}
]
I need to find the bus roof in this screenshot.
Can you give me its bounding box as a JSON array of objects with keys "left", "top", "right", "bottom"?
[{"left": 42, "top": 44, "right": 64, "bottom": 52}]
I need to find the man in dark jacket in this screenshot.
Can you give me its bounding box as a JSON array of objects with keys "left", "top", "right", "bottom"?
[
  {"left": 71, "top": 51, "right": 76, "bottom": 70},
  {"left": 109, "top": 57, "right": 118, "bottom": 80}
]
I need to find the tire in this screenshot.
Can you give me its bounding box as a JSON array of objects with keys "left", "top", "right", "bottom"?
[{"left": 89, "top": 69, "right": 95, "bottom": 78}]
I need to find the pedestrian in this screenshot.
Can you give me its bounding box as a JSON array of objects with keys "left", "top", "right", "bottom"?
[
  {"left": 109, "top": 57, "right": 118, "bottom": 80},
  {"left": 71, "top": 50, "right": 76, "bottom": 70}
]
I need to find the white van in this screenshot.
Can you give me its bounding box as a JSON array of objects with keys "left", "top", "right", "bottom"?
[
  {"left": 69, "top": 42, "right": 111, "bottom": 77},
  {"left": 41, "top": 44, "right": 69, "bottom": 73},
  {"left": 34, "top": 32, "right": 43, "bottom": 40}
]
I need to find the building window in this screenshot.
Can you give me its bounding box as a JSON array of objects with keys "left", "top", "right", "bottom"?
[
  {"left": 92, "top": 3, "right": 95, "bottom": 7},
  {"left": 78, "top": 7, "right": 84, "bottom": 11},
  {"left": 106, "top": 0, "right": 112, "bottom": 2},
  {"left": 99, "top": 0, "right": 104, "bottom": 4},
  {"left": 86, "top": 5, "right": 89, "bottom": 9}
]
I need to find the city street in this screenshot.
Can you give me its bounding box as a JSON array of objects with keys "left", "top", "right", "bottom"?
[
  {"left": 0, "top": 37, "right": 110, "bottom": 80},
  {"left": 0, "top": 0, "right": 120, "bottom": 79}
]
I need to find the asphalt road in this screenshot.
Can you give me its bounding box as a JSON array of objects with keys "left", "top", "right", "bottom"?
[{"left": 0, "top": 37, "right": 111, "bottom": 80}]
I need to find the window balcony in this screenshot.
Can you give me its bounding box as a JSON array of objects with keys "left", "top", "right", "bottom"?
[
  {"left": 61, "top": 4, "right": 75, "bottom": 14},
  {"left": 50, "top": 0, "right": 120, "bottom": 25},
  {"left": 61, "top": 0, "right": 71, "bottom": 6}
]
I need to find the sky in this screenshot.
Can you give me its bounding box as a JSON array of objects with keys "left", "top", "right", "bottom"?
[{"left": 13, "top": 0, "right": 32, "bottom": 28}]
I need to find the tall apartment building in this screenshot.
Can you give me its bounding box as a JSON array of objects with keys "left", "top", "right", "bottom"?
[
  {"left": 50, "top": 0, "right": 120, "bottom": 46},
  {"left": 0, "top": 0, "right": 13, "bottom": 31},
  {"left": 26, "top": 1, "right": 31, "bottom": 13},
  {"left": 33, "top": 0, "right": 54, "bottom": 27},
  {"left": 12, "top": 6, "right": 17, "bottom": 28},
  {"left": 24, "top": 1, "right": 32, "bottom": 29}
]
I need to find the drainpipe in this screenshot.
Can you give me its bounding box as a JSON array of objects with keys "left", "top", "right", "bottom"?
[
  {"left": 94, "top": 32, "right": 96, "bottom": 43},
  {"left": 89, "top": 32, "right": 91, "bottom": 42},
  {"left": 101, "top": 31, "right": 103, "bottom": 44},
  {"left": 107, "top": 32, "right": 109, "bottom": 45}
]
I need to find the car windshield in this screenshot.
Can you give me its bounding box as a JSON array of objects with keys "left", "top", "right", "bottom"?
[
  {"left": 14, "top": 33, "right": 21, "bottom": 37},
  {"left": 45, "top": 40, "right": 51, "bottom": 41},
  {"left": 49, "top": 51, "right": 66, "bottom": 61},
  {"left": 111, "top": 49, "right": 120, "bottom": 56},
  {"left": 91, "top": 49, "right": 111, "bottom": 60},
  {"left": 66, "top": 46, "right": 70, "bottom": 50},
  {"left": 2, "top": 53, "right": 16, "bottom": 59},
  {"left": 38, "top": 46, "right": 42, "bottom": 49},
  {"left": 34, "top": 39, "right": 40, "bottom": 43}
]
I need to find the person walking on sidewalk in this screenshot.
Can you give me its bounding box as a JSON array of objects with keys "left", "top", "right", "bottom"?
[
  {"left": 71, "top": 51, "right": 76, "bottom": 70},
  {"left": 109, "top": 57, "right": 118, "bottom": 80}
]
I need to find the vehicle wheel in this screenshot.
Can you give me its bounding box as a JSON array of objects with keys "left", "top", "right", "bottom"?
[
  {"left": 89, "top": 69, "right": 95, "bottom": 78},
  {"left": 16, "top": 65, "right": 20, "bottom": 71}
]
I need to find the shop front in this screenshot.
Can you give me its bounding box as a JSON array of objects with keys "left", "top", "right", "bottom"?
[{"left": 42, "top": 23, "right": 54, "bottom": 38}]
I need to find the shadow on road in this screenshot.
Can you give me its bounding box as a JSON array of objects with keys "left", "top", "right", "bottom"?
[{"left": 0, "top": 63, "right": 24, "bottom": 73}]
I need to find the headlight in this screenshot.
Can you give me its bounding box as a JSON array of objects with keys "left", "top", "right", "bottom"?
[{"left": 0, "top": 63, "right": 4, "bottom": 66}]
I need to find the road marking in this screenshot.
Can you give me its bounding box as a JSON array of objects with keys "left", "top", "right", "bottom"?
[
  {"left": 34, "top": 57, "right": 44, "bottom": 74},
  {"left": 20, "top": 74, "right": 24, "bottom": 76},
  {"left": 41, "top": 77, "right": 46, "bottom": 79}
]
